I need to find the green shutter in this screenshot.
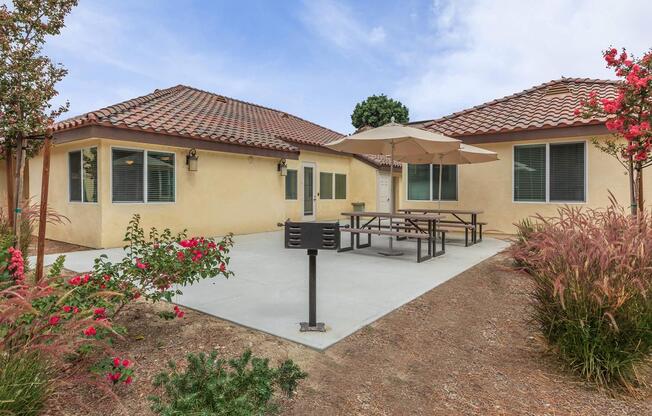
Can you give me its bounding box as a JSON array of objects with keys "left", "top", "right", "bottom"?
[
  {"left": 320, "top": 172, "right": 333, "bottom": 199},
  {"left": 285, "top": 169, "right": 298, "bottom": 200},
  {"left": 550, "top": 142, "right": 585, "bottom": 202},
  {"left": 335, "top": 174, "right": 346, "bottom": 199},
  {"left": 514, "top": 145, "right": 546, "bottom": 202},
  {"left": 407, "top": 164, "right": 430, "bottom": 200},
  {"left": 432, "top": 165, "right": 457, "bottom": 201}
]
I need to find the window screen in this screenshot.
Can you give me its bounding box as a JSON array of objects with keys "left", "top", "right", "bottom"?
[
  {"left": 82, "top": 148, "right": 98, "bottom": 203},
  {"left": 69, "top": 151, "right": 82, "bottom": 202},
  {"left": 320, "top": 172, "right": 333, "bottom": 199},
  {"left": 407, "top": 164, "right": 430, "bottom": 200},
  {"left": 432, "top": 165, "right": 457, "bottom": 201},
  {"left": 285, "top": 169, "right": 298, "bottom": 200},
  {"left": 147, "top": 151, "right": 175, "bottom": 202},
  {"left": 335, "top": 174, "right": 346, "bottom": 199},
  {"left": 112, "top": 149, "right": 144, "bottom": 202},
  {"left": 550, "top": 142, "right": 585, "bottom": 202},
  {"left": 514, "top": 145, "right": 546, "bottom": 202}
]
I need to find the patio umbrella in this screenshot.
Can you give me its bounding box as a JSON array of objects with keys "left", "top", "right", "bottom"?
[
  {"left": 326, "top": 121, "right": 461, "bottom": 255},
  {"left": 396, "top": 143, "right": 498, "bottom": 208}
]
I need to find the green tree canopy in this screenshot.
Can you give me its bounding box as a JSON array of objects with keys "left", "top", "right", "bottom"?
[{"left": 351, "top": 94, "right": 409, "bottom": 129}]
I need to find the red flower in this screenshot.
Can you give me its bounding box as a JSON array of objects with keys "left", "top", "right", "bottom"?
[
  {"left": 62, "top": 305, "right": 73, "bottom": 313},
  {"left": 122, "top": 359, "right": 131, "bottom": 367},
  {"left": 94, "top": 307, "right": 107, "bottom": 319},
  {"left": 113, "top": 357, "right": 121, "bottom": 367},
  {"left": 135, "top": 259, "right": 148, "bottom": 270},
  {"left": 220, "top": 262, "right": 226, "bottom": 272},
  {"left": 176, "top": 251, "right": 185, "bottom": 261},
  {"left": 103, "top": 274, "right": 111, "bottom": 281},
  {"left": 124, "top": 376, "right": 133, "bottom": 385},
  {"left": 49, "top": 315, "right": 60, "bottom": 326},
  {"left": 68, "top": 276, "right": 81, "bottom": 286},
  {"left": 83, "top": 326, "right": 97, "bottom": 337}
]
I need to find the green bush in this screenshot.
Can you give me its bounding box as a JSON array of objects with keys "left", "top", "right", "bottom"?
[
  {"left": 509, "top": 204, "right": 652, "bottom": 389},
  {"left": 0, "top": 352, "right": 53, "bottom": 416},
  {"left": 149, "top": 350, "right": 307, "bottom": 415}
]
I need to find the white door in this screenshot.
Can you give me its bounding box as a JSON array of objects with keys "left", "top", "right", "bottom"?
[
  {"left": 377, "top": 171, "right": 391, "bottom": 212},
  {"left": 302, "top": 162, "right": 317, "bottom": 221}
]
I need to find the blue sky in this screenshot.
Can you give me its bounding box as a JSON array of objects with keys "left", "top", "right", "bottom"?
[{"left": 43, "top": 0, "right": 652, "bottom": 134}]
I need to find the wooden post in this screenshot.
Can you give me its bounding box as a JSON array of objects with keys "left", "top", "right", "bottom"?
[{"left": 35, "top": 131, "right": 52, "bottom": 282}]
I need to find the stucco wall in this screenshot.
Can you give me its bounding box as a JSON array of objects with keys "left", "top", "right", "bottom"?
[
  {"left": 29, "top": 138, "right": 380, "bottom": 248},
  {"left": 399, "top": 135, "right": 651, "bottom": 234}
]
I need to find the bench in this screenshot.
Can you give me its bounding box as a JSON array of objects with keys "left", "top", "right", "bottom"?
[
  {"left": 339, "top": 227, "right": 446, "bottom": 263},
  {"left": 391, "top": 220, "right": 485, "bottom": 246}
]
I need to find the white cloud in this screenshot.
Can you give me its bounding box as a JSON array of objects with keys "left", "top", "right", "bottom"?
[
  {"left": 394, "top": 0, "right": 652, "bottom": 122},
  {"left": 299, "top": 0, "right": 387, "bottom": 51}
]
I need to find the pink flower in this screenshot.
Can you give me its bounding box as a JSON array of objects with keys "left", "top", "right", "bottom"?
[
  {"left": 83, "top": 326, "right": 97, "bottom": 337},
  {"left": 135, "top": 259, "right": 148, "bottom": 270},
  {"left": 49, "top": 315, "right": 60, "bottom": 326},
  {"left": 62, "top": 305, "right": 73, "bottom": 313},
  {"left": 68, "top": 276, "right": 81, "bottom": 286},
  {"left": 176, "top": 251, "right": 185, "bottom": 261}
]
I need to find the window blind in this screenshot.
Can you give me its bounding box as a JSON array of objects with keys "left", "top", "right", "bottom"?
[
  {"left": 550, "top": 142, "right": 585, "bottom": 202},
  {"left": 432, "top": 165, "right": 457, "bottom": 201},
  {"left": 407, "top": 164, "right": 430, "bottom": 200},
  {"left": 147, "top": 151, "right": 175, "bottom": 202},
  {"left": 69, "top": 151, "right": 82, "bottom": 202},
  {"left": 514, "top": 145, "right": 546, "bottom": 202},
  {"left": 320, "top": 172, "right": 333, "bottom": 199},
  {"left": 285, "top": 169, "right": 297, "bottom": 200},
  {"left": 335, "top": 174, "right": 346, "bottom": 199},
  {"left": 112, "top": 149, "right": 144, "bottom": 202},
  {"left": 82, "top": 147, "right": 98, "bottom": 203}
]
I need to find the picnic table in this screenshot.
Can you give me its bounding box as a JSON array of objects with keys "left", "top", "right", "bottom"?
[
  {"left": 398, "top": 208, "right": 484, "bottom": 245},
  {"left": 338, "top": 211, "right": 445, "bottom": 262}
]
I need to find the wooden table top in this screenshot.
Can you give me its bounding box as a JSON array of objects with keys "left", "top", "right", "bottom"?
[
  {"left": 341, "top": 211, "right": 444, "bottom": 220},
  {"left": 398, "top": 208, "right": 484, "bottom": 215}
]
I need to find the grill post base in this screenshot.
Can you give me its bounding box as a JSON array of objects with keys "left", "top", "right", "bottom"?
[{"left": 300, "top": 322, "right": 326, "bottom": 332}]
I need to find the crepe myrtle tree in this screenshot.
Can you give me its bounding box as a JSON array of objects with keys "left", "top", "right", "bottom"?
[
  {"left": 351, "top": 94, "right": 409, "bottom": 130},
  {"left": 578, "top": 47, "right": 652, "bottom": 215},
  {"left": 0, "top": 0, "right": 77, "bottom": 237}
]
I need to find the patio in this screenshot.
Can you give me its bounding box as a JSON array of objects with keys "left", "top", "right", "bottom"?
[{"left": 35, "top": 230, "right": 508, "bottom": 350}]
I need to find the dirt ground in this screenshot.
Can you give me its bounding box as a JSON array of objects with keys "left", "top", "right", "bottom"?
[
  {"left": 27, "top": 238, "right": 91, "bottom": 257},
  {"left": 47, "top": 253, "right": 651, "bottom": 416}
]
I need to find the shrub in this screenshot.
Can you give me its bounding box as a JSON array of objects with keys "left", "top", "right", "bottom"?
[
  {"left": 508, "top": 203, "right": 652, "bottom": 389},
  {"left": 0, "top": 351, "right": 53, "bottom": 416},
  {"left": 149, "top": 350, "right": 307, "bottom": 415}
]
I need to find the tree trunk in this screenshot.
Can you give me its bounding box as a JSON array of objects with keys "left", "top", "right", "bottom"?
[
  {"left": 628, "top": 156, "right": 637, "bottom": 216},
  {"left": 636, "top": 161, "right": 644, "bottom": 214},
  {"left": 12, "top": 134, "right": 25, "bottom": 247},
  {"left": 4, "top": 147, "right": 15, "bottom": 227},
  {"left": 36, "top": 134, "right": 52, "bottom": 282}
]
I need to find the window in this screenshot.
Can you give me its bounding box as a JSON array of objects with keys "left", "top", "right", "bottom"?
[
  {"left": 407, "top": 164, "right": 457, "bottom": 201},
  {"left": 320, "top": 172, "right": 333, "bottom": 199},
  {"left": 112, "top": 148, "right": 175, "bottom": 203},
  {"left": 335, "top": 174, "right": 346, "bottom": 199},
  {"left": 69, "top": 147, "right": 98, "bottom": 202},
  {"left": 285, "top": 169, "right": 298, "bottom": 200},
  {"left": 147, "top": 151, "right": 175, "bottom": 202},
  {"left": 513, "top": 142, "right": 586, "bottom": 203}
]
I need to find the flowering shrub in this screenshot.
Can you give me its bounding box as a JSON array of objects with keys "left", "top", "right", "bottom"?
[
  {"left": 508, "top": 203, "right": 652, "bottom": 389},
  {"left": 149, "top": 349, "right": 306, "bottom": 415},
  {"left": 578, "top": 47, "right": 652, "bottom": 212},
  {"left": 92, "top": 214, "right": 234, "bottom": 317}
]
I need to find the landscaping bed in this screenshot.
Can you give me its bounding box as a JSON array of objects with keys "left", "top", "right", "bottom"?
[{"left": 51, "top": 253, "right": 651, "bottom": 415}]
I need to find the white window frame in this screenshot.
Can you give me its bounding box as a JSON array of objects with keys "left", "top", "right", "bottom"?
[
  {"left": 512, "top": 140, "right": 588, "bottom": 204},
  {"left": 68, "top": 147, "right": 99, "bottom": 204},
  {"left": 404, "top": 164, "right": 459, "bottom": 202},
  {"left": 110, "top": 146, "right": 177, "bottom": 204}
]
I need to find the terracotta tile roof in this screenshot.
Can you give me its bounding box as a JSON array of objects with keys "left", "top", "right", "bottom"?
[
  {"left": 411, "top": 78, "right": 619, "bottom": 137},
  {"left": 54, "top": 85, "right": 344, "bottom": 154},
  {"left": 359, "top": 154, "right": 402, "bottom": 168}
]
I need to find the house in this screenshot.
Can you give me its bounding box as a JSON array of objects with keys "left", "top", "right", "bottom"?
[
  {"left": 400, "top": 77, "right": 648, "bottom": 233},
  {"left": 7, "top": 77, "right": 645, "bottom": 248},
  {"left": 20, "top": 85, "right": 396, "bottom": 248}
]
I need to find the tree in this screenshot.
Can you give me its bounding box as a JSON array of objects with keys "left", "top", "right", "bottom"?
[
  {"left": 0, "top": 0, "right": 77, "bottom": 241},
  {"left": 351, "top": 94, "right": 409, "bottom": 129},
  {"left": 578, "top": 47, "right": 652, "bottom": 215}
]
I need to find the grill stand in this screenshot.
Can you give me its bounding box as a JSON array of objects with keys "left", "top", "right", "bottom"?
[{"left": 300, "top": 249, "right": 325, "bottom": 332}]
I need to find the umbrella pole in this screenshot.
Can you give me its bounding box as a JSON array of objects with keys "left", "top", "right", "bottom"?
[
  {"left": 438, "top": 156, "right": 443, "bottom": 209},
  {"left": 380, "top": 142, "right": 403, "bottom": 256}
]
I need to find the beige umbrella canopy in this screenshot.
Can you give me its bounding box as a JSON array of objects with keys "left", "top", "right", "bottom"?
[{"left": 326, "top": 121, "right": 461, "bottom": 255}]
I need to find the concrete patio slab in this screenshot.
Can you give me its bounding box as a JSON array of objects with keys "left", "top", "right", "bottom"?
[{"left": 33, "top": 231, "right": 508, "bottom": 350}]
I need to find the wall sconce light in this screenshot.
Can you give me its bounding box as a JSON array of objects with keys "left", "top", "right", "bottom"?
[
  {"left": 186, "top": 148, "right": 198, "bottom": 171},
  {"left": 277, "top": 159, "right": 287, "bottom": 176}
]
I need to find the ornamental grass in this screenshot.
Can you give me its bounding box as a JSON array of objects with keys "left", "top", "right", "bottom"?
[{"left": 509, "top": 202, "right": 652, "bottom": 390}]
